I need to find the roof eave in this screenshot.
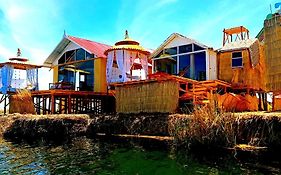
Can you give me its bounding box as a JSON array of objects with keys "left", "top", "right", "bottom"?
[{"left": 43, "top": 37, "right": 71, "bottom": 65}]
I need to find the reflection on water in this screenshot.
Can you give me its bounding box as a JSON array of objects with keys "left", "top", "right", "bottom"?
[{"left": 0, "top": 137, "right": 279, "bottom": 175}]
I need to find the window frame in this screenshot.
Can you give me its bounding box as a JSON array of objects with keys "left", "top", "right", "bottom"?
[{"left": 231, "top": 51, "right": 243, "bottom": 68}]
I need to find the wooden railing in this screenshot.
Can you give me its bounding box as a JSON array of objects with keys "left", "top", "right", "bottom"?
[{"left": 49, "top": 82, "right": 75, "bottom": 90}]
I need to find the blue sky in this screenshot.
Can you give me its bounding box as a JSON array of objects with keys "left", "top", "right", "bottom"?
[{"left": 0, "top": 0, "right": 278, "bottom": 88}]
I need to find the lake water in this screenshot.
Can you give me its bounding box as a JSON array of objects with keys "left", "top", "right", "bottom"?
[{"left": 0, "top": 137, "right": 280, "bottom": 175}]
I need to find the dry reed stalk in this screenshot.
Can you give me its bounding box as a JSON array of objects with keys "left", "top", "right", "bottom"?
[
  {"left": 116, "top": 80, "right": 178, "bottom": 113},
  {"left": 9, "top": 89, "right": 35, "bottom": 114}
]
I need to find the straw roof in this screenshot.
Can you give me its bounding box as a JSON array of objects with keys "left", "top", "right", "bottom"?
[{"left": 104, "top": 30, "right": 150, "bottom": 55}]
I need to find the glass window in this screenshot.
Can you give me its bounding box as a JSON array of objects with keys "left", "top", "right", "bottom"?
[
  {"left": 76, "top": 48, "right": 85, "bottom": 61},
  {"left": 65, "top": 50, "right": 75, "bottom": 62},
  {"left": 194, "top": 52, "right": 206, "bottom": 81},
  {"left": 58, "top": 54, "right": 65, "bottom": 64},
  {"left": 179, "top": 44, "right": 192, "bottom": 53},
  {"left": 76, "top": 60, "right": 94, "bottom": 91},
  {"left": 193, "top": 44, "right": 205, "bottom": 51},
  {"left": 164, "top": 47, "right": 177, "bottom": 55},
  {"left": 86, "top": 52, "right": 94, "bottom": 59},
  {"left": 179, "top": 54, "right": 190, "bottom": 78},
  {"left": 232, "top": 52, "right": 243, "bottom": 68}
]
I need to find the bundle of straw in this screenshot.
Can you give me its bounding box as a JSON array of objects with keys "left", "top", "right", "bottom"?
[{"left": 9, "top": 89, "right": 35, "bottom": 114}]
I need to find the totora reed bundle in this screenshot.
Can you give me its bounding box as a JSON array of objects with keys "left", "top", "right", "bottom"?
[{"left": 9, "top": 89, "right": 35, "bottom": 114}]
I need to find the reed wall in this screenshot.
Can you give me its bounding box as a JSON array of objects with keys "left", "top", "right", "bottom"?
[
  {"left": 264, "top": 14, "right": 281, "bottom": 91},
  {"left": 115, "top": 80, "right": 179, "bottom": 113}
]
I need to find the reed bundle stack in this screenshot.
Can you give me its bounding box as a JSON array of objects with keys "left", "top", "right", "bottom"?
[
  {"left": 264, "top": 14, "right": 281, "bottom": 91},
  {"left": 9, "top": 89, "right": 35, "bottom": 114}
]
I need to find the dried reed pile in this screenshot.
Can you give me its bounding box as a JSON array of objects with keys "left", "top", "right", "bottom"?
[
  {"left": 9, "top": 89, "right": 35, "bottom": 114},
  {"left": 169, "top": 105, "right": 236, "bottom": 148},
  {"left": 116, "top": 80, "right": 179, "bottom": 114},
  {"left": 170, "top": 106, "right": 281, "bottom": 150}
]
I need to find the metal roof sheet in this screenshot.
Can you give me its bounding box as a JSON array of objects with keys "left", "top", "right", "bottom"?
[{"left": 44, "top": 35, "right": 111, "bottom": 66}]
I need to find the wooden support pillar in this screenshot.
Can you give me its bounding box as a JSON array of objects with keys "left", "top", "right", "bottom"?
[
  {"left": 59, "top": 97, "right": 62, "bottom": 113},
  {"left": 272, "top": 92, "right": 275, "bottom": 111},
  {"left": 68, "top": 95, "right": 72, "bottom": 114},
  {"left": 4, "top": 94, "right": 7, "bottom": 115},
  {"left": 192, "top": 84, "right": 195, "bottom": 105},
  {"left": 37, "top": 97, "right": 41, "bottom": 115},
  {"left": 263, "top": 93, "right": 268, "bottom": 111},
  {"left": 48, "top": 95, "right": 51, "bottom": 114},
  {"left": 51, "top": 95, "right": 55, "bottom": 114},
  {"left": 43, "top": 97, "right": 46, "bottom": 115},
  {"left": 75, "top": 97, "right": 78, "bottom": 113},
  {"left": 258, "top": 93, "right": 262, "bottom": 111}
]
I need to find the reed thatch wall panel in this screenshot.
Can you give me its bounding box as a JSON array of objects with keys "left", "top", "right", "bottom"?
[
  {"left": 264, "top": 15, "right": 281, "bottom": 91},
  {"left": 218, "top": 46, "right": 265, "bottom": 90},
  {"left": 116, "top": 80, "right": 179, "bottom": 113}
]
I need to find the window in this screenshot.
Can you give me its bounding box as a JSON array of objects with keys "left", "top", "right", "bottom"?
[
  {"left": 179, "top": 54, "right": 190, "bottom": 78},
  {"left": 65, "top": 50, "right": 75, "bottom": 62},
  {"left": 164, "top": 47, "right": 177, "bottom": 55},
  {"left": 179, "top": 44, "right": 192, "bottom": 53},
  {"left": 76, "top": 48, "right": 85, "bottom": 61},
  {"left": 86, "top": 52, "right": 94, "bottom": 59},
  {"left": 193, "top": 44, "right": 205, "bottom": 51},
  {"left": 232, "top": 52, "right": 243, "bottom": 68}
]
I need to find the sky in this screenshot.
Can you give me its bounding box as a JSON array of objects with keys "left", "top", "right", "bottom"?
[{"left": 0, "top": 0, "right": 279, "bottom": 89}]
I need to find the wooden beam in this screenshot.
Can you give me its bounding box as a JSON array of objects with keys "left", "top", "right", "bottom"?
[{"left": 51, "top": 57, "right": 101, "bottom": 68}]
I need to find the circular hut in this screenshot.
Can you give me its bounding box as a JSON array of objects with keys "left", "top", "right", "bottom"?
[{"left": 104, "top": 30, "right": 151, "bottom": 83}]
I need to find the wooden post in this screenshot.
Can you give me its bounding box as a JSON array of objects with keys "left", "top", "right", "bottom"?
[
  {"left": 263, "top": 93, "right": 268, "bottom": 111},
  {"left": 48, "top": 95, "right": 51, "bottom": 114},
  {"left": 59, "top": 97, "right": 62, "bottom": 113},
  {"left": 43, "top": 97, "right": 46, "bottom": 115},
  {"left": 272, "top": 92, "right": 275, "bottom": 111},
  {"left": 4, "top": 94, "right": 7, "bottom": 115},
  {"left": 51, "top": 95, "right": 55, "bottom": 114},
  {"left": 68, "top": 95, "right": 72, "bottom": 114},
  {"left": 38, "top": 96, "right": 41, "bottom": 115},
  {"left": 258, "top": 93, "right": 262, "bottom": 111}
]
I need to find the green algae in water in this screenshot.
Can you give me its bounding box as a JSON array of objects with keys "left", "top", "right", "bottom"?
[{"left": 0, "top": 137, "right": 278, "bottom": 175}]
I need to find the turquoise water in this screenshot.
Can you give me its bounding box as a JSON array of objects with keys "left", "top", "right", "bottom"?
[{"left": 0, "top": 137, "right": 279, "bottom": 175}]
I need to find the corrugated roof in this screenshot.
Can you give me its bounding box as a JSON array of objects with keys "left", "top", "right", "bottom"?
[
  {"left": 68, "top": 36, "right": 111, "bottom": 58},
  {"left": 44, "top": 35, "right": 111, "bottom": 66},
  {"left": 218, "top": 38, "right": 257, "bottom": 52}
]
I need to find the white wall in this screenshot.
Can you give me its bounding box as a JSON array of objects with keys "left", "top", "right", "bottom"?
[
  {"left": 164, "top": 36, "right": 193, "bottom": 49},
  {"left": 38, "top": 68, "right": 53, "bottom": 90}
]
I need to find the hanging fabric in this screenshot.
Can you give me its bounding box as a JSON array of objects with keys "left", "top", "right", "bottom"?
[
  {"left": 116, "top": 50, "right": 125, "bottom": 82},
  {"left": 140, "top": 53, "right": 149, "bottom": 79},
  {"left": 26, "top": 68, "right": 38, "bottom": 90},
  {"left": 124, "top": 50, "right": 134, "bottom": 81},
  {"left": 1, "top": 65, "right": 14, "bottom": 94},
  {"left": 106, "top": 51, "right": 114, "bottom": 83}
]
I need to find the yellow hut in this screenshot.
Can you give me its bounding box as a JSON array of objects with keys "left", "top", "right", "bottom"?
[{"left": 217, "top": 26, "right": 266, "bottom": 91}]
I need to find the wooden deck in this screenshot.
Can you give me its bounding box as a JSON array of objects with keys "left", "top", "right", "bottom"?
[{"left": 31, "top": 90, "right": 115, "bottom": 115}]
